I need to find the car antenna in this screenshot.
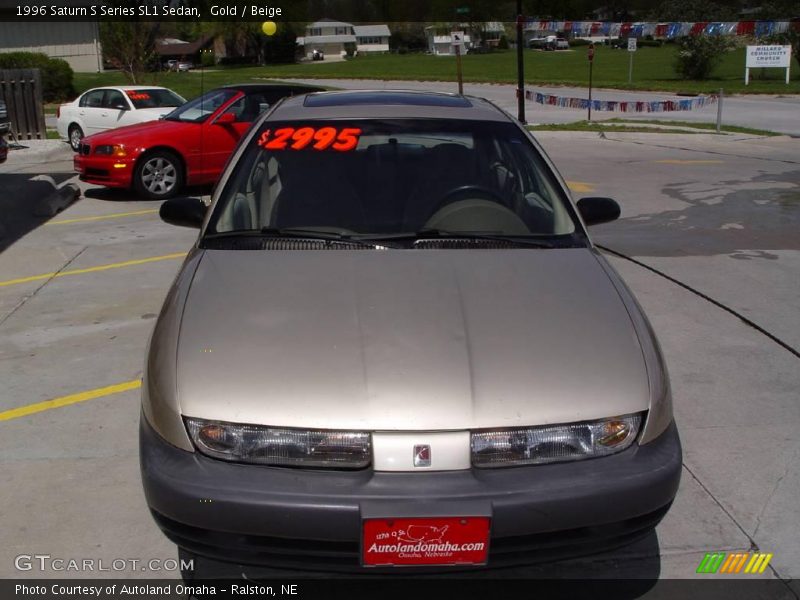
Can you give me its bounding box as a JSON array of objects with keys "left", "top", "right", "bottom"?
[{"left": 199, "top": 52, "right": 204, "bottom": 185}]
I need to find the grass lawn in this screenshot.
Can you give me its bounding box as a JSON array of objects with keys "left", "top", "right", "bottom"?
[
  {"left": 605, "top": 117, "right": 781, "bottom": 136},
  {"left": 528, "top": 119, "right": 780, "bottom": 136},
  {"left": 73, "top": 45, "right": 800, "bottom": 100}
]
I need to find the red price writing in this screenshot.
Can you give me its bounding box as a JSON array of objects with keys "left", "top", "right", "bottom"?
[
  {"left": 257, "top": 127, "right": 362, "bottom": 152},
  {"left": 126, "top": 91, "right": 151, "bottom": 100}
]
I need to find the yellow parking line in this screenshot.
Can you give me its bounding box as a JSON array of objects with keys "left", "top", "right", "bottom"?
[
  {"left": 46, "top": 209, "right": 158, "bottom": 225},
  {"left": 654, "top": 159, "right": 724, "bottom": 165},
  {"left": 0, "top": 379, "right": 142, "bottom": 422},
  {"left": 0, "top": 252, "right": 187, "bottom": 288},
  {"left": 566, "top": 181, "right": 595, "bottom": 193}
]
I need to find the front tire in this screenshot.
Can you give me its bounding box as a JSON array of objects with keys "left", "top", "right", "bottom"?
[
  {"left": 68, "top": 124, "right": 84, "bottom": 152},
  {"left": 134, "top": 150, "right": 184, "bottom": 199}
]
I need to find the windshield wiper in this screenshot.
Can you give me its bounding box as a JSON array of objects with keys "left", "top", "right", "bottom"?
[
  {"left": 204, "top": 228, "right": 394, "bottom": 249},
  {"left": 358, "top": 229, "right": 559, "bottom": 248}
]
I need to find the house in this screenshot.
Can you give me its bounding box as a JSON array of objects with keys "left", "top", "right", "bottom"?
[
  {"left": 425, "top": 26, "right": 473, "bottom": 55},
  {"left": 353, "top": 24, "right": 391, "bottom": 53},
  {"left": 155, "top": 35, "right": 214, "bottom": 65},
  {"left": 0, "top": 21, "right": 102, "bottom": 72},
  {"left": 298, "top": 19, "right": 391, "bottom": 59},
  {"left": 480, "top": 22, "right": 507, "bottom": 47}
]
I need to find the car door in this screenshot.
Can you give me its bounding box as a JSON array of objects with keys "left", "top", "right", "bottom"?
[
  {"left": 100, "top": 89, "right": 135, "bottom": 131},
  {"left": 197, "top": 92, "right": 269, "bottom": 184},
  {"left": 78, "top": 89, "right": 108, "bottom": 134}
]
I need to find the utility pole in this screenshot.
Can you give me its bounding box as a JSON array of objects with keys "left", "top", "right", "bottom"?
[
  {"left": 588, "top": 43, "right": 595, "bottom": 121},
  {"left": 516, "top": 0, "right": 526, "bottom": 124}
]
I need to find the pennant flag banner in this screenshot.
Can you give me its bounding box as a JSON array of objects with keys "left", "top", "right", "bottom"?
[
  {"left": 522, "top": 20, "right": 794, "bottom": 39},
  {"left": 525, "top": 90, "right": 718, "bottom": 113}
]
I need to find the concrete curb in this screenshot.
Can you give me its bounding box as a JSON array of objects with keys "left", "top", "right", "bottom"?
[{"left": 29, "top": 176, "right": 80, "bottom": 217}]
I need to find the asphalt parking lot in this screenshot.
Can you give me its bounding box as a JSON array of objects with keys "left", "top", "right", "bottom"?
[{"left": 0, "top": 122, "right": 798, "bottom": 594}]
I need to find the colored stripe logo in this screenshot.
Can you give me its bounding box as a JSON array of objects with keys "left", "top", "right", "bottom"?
[{"left": 696, "top": 552, "right": 773, "bottom": 574}]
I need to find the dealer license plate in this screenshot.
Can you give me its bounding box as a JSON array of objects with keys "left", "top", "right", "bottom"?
[{"left": 362, "top": 516, "right": 490, "bottom": 567}]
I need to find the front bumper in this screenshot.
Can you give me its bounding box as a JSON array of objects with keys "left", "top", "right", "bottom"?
[
  {"left": 140, "top": 416, "right": 681, "bottom": 571},
  {"left": 74, "top": 150, "right": 133, "bottom": 188}
]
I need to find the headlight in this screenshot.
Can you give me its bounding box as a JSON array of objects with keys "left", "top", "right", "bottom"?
[
  {"left": 184, "top": 417, "right": 371, "bottom": 469},
  {"left": 94, "top": 144, "right": 127, "bottom": 157},
  {"left": 471, "top": 413, "right": 643, "bottom": 468}
]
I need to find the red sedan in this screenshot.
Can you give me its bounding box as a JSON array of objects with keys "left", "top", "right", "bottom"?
[{"left": 73, "top": 83, "right": 322, "bottom": 199}]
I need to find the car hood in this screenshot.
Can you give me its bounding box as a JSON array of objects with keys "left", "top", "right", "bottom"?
[
  {"left": 176, "top": 248, "right": 649, "bottom": 430},
  {"left": 84, "top": 118, "right": 189, "bottom": 145}
]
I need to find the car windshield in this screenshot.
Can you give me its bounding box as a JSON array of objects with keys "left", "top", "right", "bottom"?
[
  {"left": 125, "top": 88, "right": 185, "bottom": 110},
  {"left": 163, "top": 89, "right": 239, "bottom": 123},
  {"left": 206, "top": 119, "right": 581, "bottom": 243}
]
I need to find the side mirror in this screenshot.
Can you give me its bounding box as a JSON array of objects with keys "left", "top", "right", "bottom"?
[
  {"left": 215, "top": 112, "right": 236, "bottom": 125},
  {"left": 576, "top": 197, "right": 621, "bottom": 226},
  {"left": 159, "top": 196, "right": 207, "bottom": 229}
]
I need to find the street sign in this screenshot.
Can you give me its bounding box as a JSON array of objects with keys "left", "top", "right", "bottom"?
[
  {"left": 627, "top": 38, "right": 636, "bottom": 82},
  {"left": 588, "top": 43, "right": 595, "bottom": 62}
]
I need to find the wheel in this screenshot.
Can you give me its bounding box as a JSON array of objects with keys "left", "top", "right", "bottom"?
[
  {"left": 68, "top": 124, "right": 84, "bottom": 152},
  {"left": 134, "top": 150, "right": 184, "bottom": 199}
]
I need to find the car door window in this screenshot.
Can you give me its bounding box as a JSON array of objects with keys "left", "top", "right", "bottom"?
[
  {"left": 222, "top": 93, "right": 269, "bottom": 123},
  {"left": 103, "top": 90, "right": 129, "bottom": 111},
  {"left": 79, "top": 90, "right": 105, "bottom": 108}
]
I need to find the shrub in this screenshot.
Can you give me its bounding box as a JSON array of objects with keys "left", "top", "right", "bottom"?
[
  {"left": 497, "top": 35, "right": 509, "bottom": 50},
  {"left": 0, "top": 51, "right": 75, "bottom": 102},
  {"left": 569, "top": 38, "right": 591, "bottom": 46},
  {"left": 638, "top": 38, "right": 663, "bottom": 47},
  {"left": 675, "top": 35, "right": 734, "bottom": 80}
]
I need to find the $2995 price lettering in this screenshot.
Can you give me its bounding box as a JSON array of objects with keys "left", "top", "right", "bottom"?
[{"left": 256, "top": 127, "right": 362, "bottom": 152}]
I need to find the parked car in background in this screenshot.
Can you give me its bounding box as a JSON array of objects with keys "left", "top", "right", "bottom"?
[
  {"left": 57, "top": 86, "right": 186, "bottom": 152},
  {"left": 175, "top": 61, "right": 193, "bottom": 72},
  {"left": 311, "top": 49, "right": 325, "bottom": 61},
  {"left": 528, "top": 37, "right": 548, "bottom": 50},
  {"left": 555, "top": 38, "right": 570, "bottom": 50},
  {"left": 142, "top": 90, "right": 681, "bottom": 575},
  {"left": 73, "top": 83, "right": 324, "bottom": 199},
  {"left": 0, "top": 99, "right": 10, "bottom": 135}
]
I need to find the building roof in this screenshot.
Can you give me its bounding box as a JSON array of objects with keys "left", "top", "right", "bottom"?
[
  {"left": 155, "top": 34, "right": 213, "bottom": 56},
  {"left": 307, "top": 19, "right": 353, "bottom": 29},
  {"left": 353, "top": 24, "right": 391, "bottom": 37},
  {"left": 301, "top": 34, "right": 357, "bottom": 45},
  {"left": 484, "top": 22, "right": 506, "bottom": 32}
]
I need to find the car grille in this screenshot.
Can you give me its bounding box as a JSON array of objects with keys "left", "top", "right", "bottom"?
[
  {"left": 152, "top": 502, "right": 670, "bottom": 572},
  {"left": 80, "top": 143, "right": 91, "bottom": 155},
  {"left": 84, "top": 168, "right": 109, "bottom": 179}
]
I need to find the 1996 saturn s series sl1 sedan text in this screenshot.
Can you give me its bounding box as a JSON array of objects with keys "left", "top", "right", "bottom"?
[{"left": 140, "top": 90, "right": 681, "bottom": 574}]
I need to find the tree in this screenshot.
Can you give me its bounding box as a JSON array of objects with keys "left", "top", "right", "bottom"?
[
  {"left": 675, "top": 35, "right": 734, "bottom": 80},
  {"left": 649, "top": 0, "right": 739, "bottom": 21},
  {"left": 100, "top": 22, "right": 160, "bottom": 84}
]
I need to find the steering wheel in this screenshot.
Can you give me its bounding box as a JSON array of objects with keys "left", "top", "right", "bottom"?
[{"left": 433, "top": 185, "right": 507, "bottom": 212}]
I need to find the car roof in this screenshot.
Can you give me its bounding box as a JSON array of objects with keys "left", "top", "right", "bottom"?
[
  {"left": 219, "top": 83, "right": 325, "bottom": 93},
  {"left": 83, "top": 86, "right": 169, "bottom": 93},
  {"left": 269, "top": 90, "right": 511, "bottom": 122}
]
